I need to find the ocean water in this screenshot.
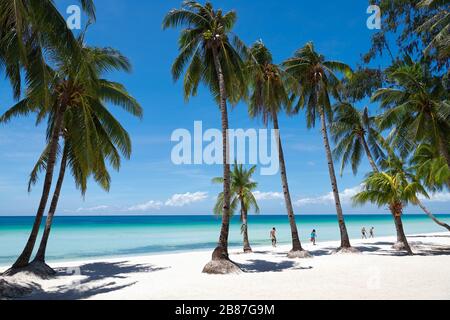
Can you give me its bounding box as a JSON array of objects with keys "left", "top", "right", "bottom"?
[{"left": 0, "top": 214, "right": 449, "bottom": 266}]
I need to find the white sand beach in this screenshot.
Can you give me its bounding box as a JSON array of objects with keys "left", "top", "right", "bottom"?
[{"left": 1, "top": 232, "right": 450, "bottom": 300}]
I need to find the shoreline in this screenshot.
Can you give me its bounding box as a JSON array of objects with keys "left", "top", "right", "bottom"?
[{"left": 1, "top": 231, "right": 450, "bottom": 300}]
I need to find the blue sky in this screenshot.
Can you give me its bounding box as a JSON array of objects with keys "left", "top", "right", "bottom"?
[{"left": 0, "top": 0, "right": 449, "bottom": 216}]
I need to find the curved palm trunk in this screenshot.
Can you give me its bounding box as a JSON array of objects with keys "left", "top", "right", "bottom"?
[
  {"left": 390, "top": 205, "right": 413, "bottom": 255},
  {"left": 360, "top": 135, "right": 379, "bottom": 173},
  {"left": 240, "top": 198, "right": 252, "bottom": 253},
  {"left": 33, "top": 144, "right": 68, "bottom": 263},
  {"left": 417, "top": 200, "right": 450, "bottom": 231},
  {"left": 318, "top": 103, "right": 351, "bottom": 249},
  {"left": 272, "top": 111, "right": 304, "bottom": 253},
  {"left": 9, "top": 104, "right": 66, "bottom": 270},
  {"left": 207, "top": 46, "right": 233, "bottom": 266}
]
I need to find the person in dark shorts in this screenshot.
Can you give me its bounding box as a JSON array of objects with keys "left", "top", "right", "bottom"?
[
  {"left": 361, "top": 227, "right": 367, "bottom": 239},
  {"left": 270, "top": 227, "right": 277, "bottom": 247}
]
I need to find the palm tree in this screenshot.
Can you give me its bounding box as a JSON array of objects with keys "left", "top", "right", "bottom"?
[
  {"left": 331, "top": 103, "right": 384, "bottom": 175},
  {"left": 353, "top": 170, "right": 429, "bottom": 255},
  {"left": 283, "top": 42, "right": 355, "bottom": 252},
  {"left": 332, "top": 103, "right": 450, "bottom": 233},
  {"left": 0, "top": 0, "right": 96, "bottom": 272},
  {"left": 163, "top": 1, "right": 247, "bottom": 274},
  {"left": 25, "top": 48, "right": 142, "bottom": 275},
  {"left": 416, "top": 0, "right": 450, "bottom": 60},
  {"left": 213, "top": 164, "right": 260, "bottom": 253},
  {"left": 0, "top": 0, "right": 95, "bottom": 100},
  {"left": 410, "top": 144, "right": 450, "bottom": 231},
  {"left": 0, "top": 41, "right": 141, "bottom": 273},
  {"left": 247, "top": 41, "right": 309, "bottom": 258},
  {"left": 372, "top": 58, "right": 450, "bottom": 170}
]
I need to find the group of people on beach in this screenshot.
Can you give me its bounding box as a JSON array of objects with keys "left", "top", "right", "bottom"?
[
  {"left": 361, "top": 227, "right": 375, "bottom": 239},
  {"left": 269, "top": 228, "right": 318, "bottom": 247},
  {"left": 269, "top": 227, "right": 375, "bottom": 247}
]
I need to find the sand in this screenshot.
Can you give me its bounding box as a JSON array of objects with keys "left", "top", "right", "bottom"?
[{"left": 1, "top": 232, "right": 449, "bottom": 300}]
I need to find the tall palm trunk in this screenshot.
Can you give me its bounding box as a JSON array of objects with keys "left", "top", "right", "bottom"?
[
  {"left": 272, "top": 111, "right": 304, "bottom": 254},
  {"left": 390, "top": 204, "right": 413, "bottom": 255},
  {"left": 9, "top": 103, "right": 66, "bottom": 270},
  {"left": 211, "top": 46, "right": 231, "bottom": 261},
  {"left": 240, "top": 198, "right": 252, "bottom": 253},
  {"left": 417, "top": 200, "right": 450, "bottom": 231},
  {"left": 33, "top": 144, "right": 68, "bottom": 263},
  {"left": 318, "top": 101, "right": 351, "bottom": 249}
]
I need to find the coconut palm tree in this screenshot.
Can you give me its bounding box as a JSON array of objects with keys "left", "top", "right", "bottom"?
[
  {"left": 246, "top": 41, "right": 309, "bottom": 258},
  {"left": 163, "top": 1, "right": 247, "bottom": 274},
  {"left": 331, "top": 103, "right": 384, "bottom": 176},
  {"left": 27, "top": 48, "right": 142, "bottom": 274},
  {"left": 332, "top": 102, "right": 450, "bottom": 233},
  {"left": 416, "top": 0, "right": 450, "bottom": 60},
  {"left": 410, "top": 144, "right": 450, "bottom": 231},
  {"left": 28, "top": 98, "right": 138, "bottom": 274},
  {"left": 0, "top": 0, "right": 96, "bottom": 100},
  {"left": 372, "top": 58, "right": 450, "bottom": 169},
  {"left": 283, "top": 42, "right": 355, "bottom": 252},
  {"left": 213, "top": 164, "right": 260, "bottom": 253},
  {"left": 0, "top": 41, "right": 142, "bottom": 273},
  {"left": 353, "top": 169, "right": 429, "bottom": 255}
]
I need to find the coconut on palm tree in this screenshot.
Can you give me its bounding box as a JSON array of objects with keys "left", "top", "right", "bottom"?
[
  {"left": 163, "top": 1, "right": 247, "bottom": 274},
  {"left": 213, "top": 163, "right": 260, "bottom": 253},
  {"left": 0, "top": 40, "right": 142, "bottom": 274},
  {"left": 283, "top": 42, "right": 355, "bottom": 252},
  {"left": 246, "top": 40, "right": 309, "bottom": 258}
]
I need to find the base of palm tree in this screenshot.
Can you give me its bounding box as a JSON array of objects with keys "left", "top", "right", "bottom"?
[
  {"left": 243, "top": 247, "right": 253, "bottom": 253},
  {"left": 287, "top": 249, "right": 312, "bottom": 259},
  {"left": 335, "top": 246, "right": 360, "bottom": 254},
  {"left": 1, "top": 260, "right": 56, "bottom": 279},
  {"left": 392, "top": 241, "right": 413, "bottom": 255},
  {"left": 202, "top": 259, "right": 242, "bottom": 275}
]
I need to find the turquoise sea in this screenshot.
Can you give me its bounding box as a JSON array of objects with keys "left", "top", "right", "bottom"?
[{"left": 0, "top": 214, "right": 449, "bottom": 266}]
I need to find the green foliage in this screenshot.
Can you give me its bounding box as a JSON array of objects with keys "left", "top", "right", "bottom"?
[
  {"left": 246, "top": 41, "right": 290, "bottom": 125},
  {"left": 213, "top": 163, "right": 260, "bottom": 218},
  {"left": 372, "top": 58, "right": 450, "bottom": 157},
  {"left": 283, "top": 42, "right": 352, "bottom": 127},
  {"left": 331, "top": 103, "right": 384, "bottom": 175},
  {"left": 1, "top": 40, "right": 143, "bottom": 196},
  {"left": 162, "top": 1, "right": 247, "bottom": 105}
]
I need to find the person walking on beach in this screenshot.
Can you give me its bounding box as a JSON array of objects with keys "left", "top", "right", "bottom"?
[
  {"left": 270, "top": 228, "right": 277, "bottom": 247},
  {"left": 361, "top": 227, "right": 367, "bottom": 239},
  {"left": 310, "top": 229, "right": 317, "bottom": 245},
  {"left": 369, "top": 227, "right": 375, "bottom": 238}
]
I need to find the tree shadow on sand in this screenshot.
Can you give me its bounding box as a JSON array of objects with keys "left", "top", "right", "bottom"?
[
  {"left": 239, "top": 260, "right": 312, "bottom": 273},
  {"left": 21, "top": 261, "right": 168, "bottom": 300}
]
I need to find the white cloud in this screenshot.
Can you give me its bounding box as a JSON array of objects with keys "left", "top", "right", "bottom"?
[
  {"left": 76, "top": 205, "right": 110, "bottom": 213},
  {"left": 420, "top": 192, "right": 450, "bottom": 203},
  {"left": 127, "top": 200, "right": 163, "bottom": 211},
  {"left": 253, "top": 191, "right": 284, "bottom": 201},
  {"left": 294, "top": 185, "right": 363, "bottom": 206},
  {"left": 165, "top": 192, "right": 208, "bottom": 207}
]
